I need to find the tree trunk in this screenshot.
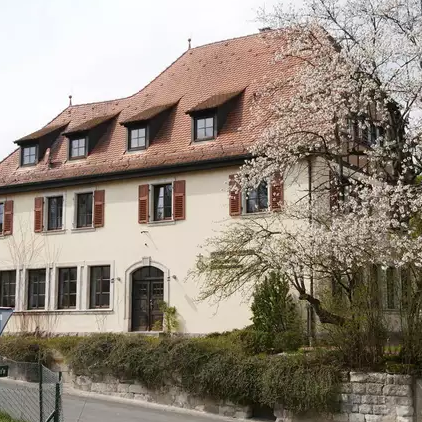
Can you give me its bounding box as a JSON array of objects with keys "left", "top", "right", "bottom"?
[{"left": 299, "top": 293, "right": 346, "bottom": 326}]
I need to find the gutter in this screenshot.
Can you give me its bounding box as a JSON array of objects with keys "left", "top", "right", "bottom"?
[{"left": 0, "top": 154, "right": 251, "bottom": 195}]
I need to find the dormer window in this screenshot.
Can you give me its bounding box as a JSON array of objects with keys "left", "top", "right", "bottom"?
[
  {"left": 21, "top": 145, "right": 37, "bottom": 166},
  {"left": 194, "top": 113, "right": 216, "bottom": 141},
  {"left": 128, "top": 126, "right": 147, "bottom": 151},
  {"left": 70, "top": 137, "right": 87, "bottom": 159}
]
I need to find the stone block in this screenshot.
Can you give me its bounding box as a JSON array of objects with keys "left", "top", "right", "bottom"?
[
  {"left": 134, "top": 393, "right": 154, "bottom": 402},
  {"left": 382, "top": 384, "right": 412, "bottom": 397},
  {"left": 363, "top": 416, "right": 383, "bottom": 422},
  {"left": 340, "top": 394, "right": 350, "bottom": 402},
  {"left": 349, "top": 414, "right": 365, "bottom": 422},
  {"left": 351, "top": 404, "right": 360, "bottom": 413},
  {"left": 174, "top": 391, "right": 189, "bottom": 407},
  {"left": 340, "top": 403, "right": 353, "bottom": 413},
  {"left": 396, "top": 417, "right": 413, "bottom": 422},
  {"left": 372, "top": 405, "right": 389, "bottom": 415},
  {"left": 393, "top": 375, "right": 413, "bottom": 385},
  {"left": 386, "top": 375, "right": 395, "bottom": 385},
  {"left": 366, "top": 373, "right": 387, "bottom": 384},
  {"left": 350, "top": 373, "right": 368, "bottom": 383},
  {"left": 361, "top": 395, "right": 386, "bottom": 405},
  {"left": 396, "top": 405, "right": 414, "bottom": 417},
  {"left": 117, "top": 383, "right": 131, "bottom": 393},
  {"left": 128, "top": 384, "right": 150, "bottom": 394},
  {"left": 352, "top": 384, "right": 367, "bottom": 394},
  {"left": 341, "top": 383, "right": 353, "bottom": 394},
  {"left": 359, "top": 404, "right": 373, "bottom": 414},
  {"left": 91, "top": 382, "right": 117, "bottom": 393},
  {"left": 333, "top": 414, "right": 349, "bottom": 422},
  {"left": 350, "top": 394, "right": 362, "bottom": 404},
  {"left": 392, "top": 397, "right": 412, "bottom": 406},
  {"left": 366, "top": 384, "right": 383, "bottom": 396},
  {"left": 103, "top": 375, "right": 119, "bottom": 384}
]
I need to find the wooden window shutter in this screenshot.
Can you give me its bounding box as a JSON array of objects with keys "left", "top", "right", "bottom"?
[
  {"left": 3, "top": 200, "right": 14, "bottom": 235},
  {"left": 173, "top": 180, "right": 186, "bottom": 221},
  {"left": 270, "top": 173, "right": 283, "bottom": 211},
  {"left": 229, "top": 174, "right": 241, "bottom": 216},
  {"left": 94, "top": 190, "right": 105, "bottom": 228},
  {"left": 138, "top": 185, "right": 149, "bottom": 224},
  {"left": 34, "top": 197, "right": 44, "bottom": 233}
]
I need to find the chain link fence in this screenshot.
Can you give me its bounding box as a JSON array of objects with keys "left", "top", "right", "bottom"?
[{"left": 0, "top": 358, "right": 63, "bottom": 422}]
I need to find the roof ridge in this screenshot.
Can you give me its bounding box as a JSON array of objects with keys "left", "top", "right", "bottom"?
[{"left": 189, "top": 30, "right": 268, "bottom": 51}]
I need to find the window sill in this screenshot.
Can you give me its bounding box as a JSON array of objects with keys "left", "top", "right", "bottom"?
[
  {"left": 125, "top": 148, "right": 147, "bottom": 155},
  {"left": 192, "top": 137, "right": 215, "bottom": 144},
  {"left": 147, "top": 220, "right": 176, "bottom": 227},
  {"left": 71, "top": 227, "right": 96, "bottom": 233},
  {"left": 14, "top": 309, "right": 114, "bottom": 315},
  {"left": 240, "top": 211, "right": 271, "bottom": 219},
  {"left": 42, "top": 229, "right": 66, "bottom": 236}
]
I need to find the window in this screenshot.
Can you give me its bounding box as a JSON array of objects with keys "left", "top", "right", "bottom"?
[
  {"left": 58, "top": 267, "right": 77, "bottom": 309},
  {"left": 21, "top": 145, "right": 37, "bottom": 166},
  {"left": 245, "top": 182, "right": 268, "bottom": 213},
  {"left": 70, "top": 137, "right": 87, "bottom": 159},
  {"left": 90, "top": 266, "right": 110, "bottom": 309},
  {"left": 0, "top": 203, "right": 3, "bottom": 234},
  {"left": 28, "top": 269, "right": 46, "bottom": 310},
  {"left": 128, "top": 127, "right": 147, "bottom": 151},
  {"left": 153, "top": 184, "right": 172, "bottom": 221},
  {"left": 47, "top": 196, "right": 63, "bottom": 231},
  {"left": 76, "top": 193, "right": 93, "bottom": 228},
  {"left": 194, "top": 114, "right": 215, "bottom": 141},
  {"left": 0, "top": 271, "right": 16, "bottom": 308}
]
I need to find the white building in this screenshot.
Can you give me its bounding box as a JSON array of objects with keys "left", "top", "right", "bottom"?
[{"left": 0, "top": 31, "right": 306, "bottom": 335}]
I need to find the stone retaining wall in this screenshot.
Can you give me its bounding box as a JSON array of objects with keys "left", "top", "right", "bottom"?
[
  {"left": 71, "top": 374, "right": 253, "bottom": 418},
  {"left": 275, "top": 372, "right": 416, "bottom": 422}
]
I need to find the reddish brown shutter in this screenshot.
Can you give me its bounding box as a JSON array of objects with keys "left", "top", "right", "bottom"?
[
  {"left": 138, "top": 185, "right": 149, "bottom": 223},
  {"left": 3, "top": 200, "right": 14, "bottom": 235},
  {"left": 34, "top": 197, "right": 44, "bottom": 233},
  {"left": 270, "top": 173, "right": 283, "bottom": 211},
  {"left": 229, "top": 174, "right": 241, "bottom": 216},
  {"left": 94, "top": 190, "right": 105, "bottom": 228},
  {"left": 173, "top": 180, "right": 186, "bottom": 221}
]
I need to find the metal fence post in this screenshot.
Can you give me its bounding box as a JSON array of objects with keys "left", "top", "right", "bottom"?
[
  {"left": 39, "top": 360, "right": 43, "bottom": 422},
  {"left": 54, "top": 382, "right": 60, "bottom": 422}
]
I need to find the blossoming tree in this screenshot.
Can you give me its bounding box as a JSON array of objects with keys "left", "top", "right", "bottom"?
[{"left": 195, "top": 0, "right": 422, "bottom": 334}]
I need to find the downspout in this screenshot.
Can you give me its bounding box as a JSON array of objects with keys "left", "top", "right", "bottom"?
[{"left": 307, "top": 156, "right": 316, "bottom": 345}]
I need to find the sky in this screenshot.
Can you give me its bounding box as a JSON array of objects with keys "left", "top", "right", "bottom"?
[{"left": 0, "top": 0, "right": 278, "bottom": 160}]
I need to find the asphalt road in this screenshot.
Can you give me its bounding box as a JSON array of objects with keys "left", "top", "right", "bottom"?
[{"left": 0, "top": 379, "right": 233, "bottom": 422}]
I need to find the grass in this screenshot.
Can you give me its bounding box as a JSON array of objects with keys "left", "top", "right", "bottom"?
[{"left": 0, "top": 412, "right": 23, "bottom": 422}]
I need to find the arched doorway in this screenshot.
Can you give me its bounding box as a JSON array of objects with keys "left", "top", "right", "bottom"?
[{"left": 131, "top": 266, "right": 164, "bottom": 331}]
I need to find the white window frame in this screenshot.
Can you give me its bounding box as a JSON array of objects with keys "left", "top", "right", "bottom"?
[
  {"left": 85, "top": 261, "right": 115, "bottom": 311},
  {"left": 72, "top": 189, "right": 95, "bottom": 230},
  {"left": 42, "top": 192, "right": 66, "bottom": 232},
  {"left": 24, "top": 266, "right": 48, "bottom": 312},
  {"left": 51, "top": 263, "right": 82, "bottom": 311},
  {"left": 242, "top": 182, "right": 270, "bottom": 215},
  {"left": 148, "top": 178, "right": 175, "bottom": 224}
]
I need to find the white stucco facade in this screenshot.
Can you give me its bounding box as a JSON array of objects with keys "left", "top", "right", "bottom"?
[{"left": 0, "top": 162, "right": 311, "bottom": 335}]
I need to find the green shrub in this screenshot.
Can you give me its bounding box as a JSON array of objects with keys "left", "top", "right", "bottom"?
[
  {"left": 0, "top": 336, "right": 44, "bottom": 363},
  {"left": 251, "top": 272, "right": 302, "bottom": 334},
  {"left": 66, "top": 333, "right": 339, "bottom": 413}
]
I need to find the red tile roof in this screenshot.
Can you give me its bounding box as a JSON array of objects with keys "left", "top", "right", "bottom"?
[
  {"left": 186, "top": 89, "right": 245, "bottom": 113},
  {"left": 0, "top": 31, "right": 296, "bottom": 190},
  {"left": 63, "top": 113, "right": 120, "bottom": 135},
  {"left": 15, "top": 121, "right": 70, "bottom": 143},
  {"left": 122, "top": 101, "right": 179, "bottom": 124}
]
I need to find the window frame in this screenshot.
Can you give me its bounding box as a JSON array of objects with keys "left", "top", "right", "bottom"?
[
  {"left": 75, "top": 191, "right": 94, "bottom": 229},
  {"left": 242, "top": 181, "right": 269, "bottom": 215},
  {"left": 0, "top": 202, "right": 4, "bottom": 235},
  {"left": 0, "top": 270, "right": 16, "bottom": 309},
  {"left": 27, "top": 268, "right": 46, "bottom": 311},
  {"left": 46, "top": 195, "right": 64, "bottom": 231},
  {"left": 57, "top": 267, "right": 77, "bottom": 310},
  {"left": 152, "top": 183, "right": 173, "bottom": 222},
  {"left": 69, "top": 136, "right": 88, "bottom": 160},
  {"left": 192, "top": 111, "right": 217, "bottom": 142},
  {"left": 21, "top": 144, "right": 38, "bottom": 167},
  {"left": 89, "top": 265, "right": 111, "bottom": 309},
  {"left": 127, "top": 124, "right": 148, "bottom": 152}
]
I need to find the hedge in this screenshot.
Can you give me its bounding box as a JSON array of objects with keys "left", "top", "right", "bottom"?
[{"left": 0, "top": 333, "right": 340, "bottom": 414}]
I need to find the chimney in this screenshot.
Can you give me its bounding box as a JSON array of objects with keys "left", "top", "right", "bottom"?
[{"left": 259, "top": 27, "right": 272, "bottom": 33}]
